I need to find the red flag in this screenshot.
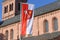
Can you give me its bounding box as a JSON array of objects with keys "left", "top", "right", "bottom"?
[
  {"left": 21, "top": 3, "right": 34, "bottom": 36},
  {"left": 21, "top": 4, "right": 28, "bottom": 36}
]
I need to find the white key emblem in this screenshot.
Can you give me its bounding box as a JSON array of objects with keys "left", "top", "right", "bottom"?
[{"left": 24, "top": 10, "right": 28, "bottom": 14}]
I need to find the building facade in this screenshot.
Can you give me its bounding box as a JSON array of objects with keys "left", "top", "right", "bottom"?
[{"left": 0, "top": 0, "right": 60, "bottom": 40}]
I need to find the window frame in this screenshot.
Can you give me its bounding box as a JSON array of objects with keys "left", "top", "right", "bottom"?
[
  {"left": 52, "top": 17, "right": 58, "bottom": 31},
  {"left": 18, "top": 3, "right": 20, "bottom": 11},
  {"left": 10, "top": 29, "right": 14, "bottom": 40},
  {"left": 5, "top": 30, "right": 8, "bottom": 40},
  {"left": 9, "top": 3, "right": 13, "bottom": 11},
  {"left": 43, "top": 20, "right": 49, "bottom": 33},
  {"left": 4, "top": 5, "right": 8, "bottom": 13}
]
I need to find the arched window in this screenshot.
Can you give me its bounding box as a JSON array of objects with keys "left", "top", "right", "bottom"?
[
  {"left": 44, "top": 20, "right": 49, "bottom": 32},
  {"left": 4, "top": 5, "right": 8, "bottom": 13},
  {"left": 5, "top": 30, "right": 8, "bottom": 40},
  {"left": 9, "top": 3, "right": 13, "bottom": 11},
  {"left": 17, "top": 35, "right": 19, "bottom": 40},
  {"left": 10, "top": 29, "right": 14, "bottom": 40},
  {"left": 53, "top": 17, "right": 58, "bottom": 31},
  {"left": 18, "top": 3, "right": 20, "bottom": 11}
]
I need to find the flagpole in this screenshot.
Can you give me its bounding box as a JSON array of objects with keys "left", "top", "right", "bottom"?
[{"left": 20, "top": 2, "right": 22, "bottom": 40}]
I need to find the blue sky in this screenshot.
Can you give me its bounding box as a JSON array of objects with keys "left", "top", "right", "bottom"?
[{"left": 0, "top": 0, "right": 56, "bottom": 21}]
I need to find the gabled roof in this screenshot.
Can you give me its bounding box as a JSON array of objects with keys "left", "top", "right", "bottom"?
[{"left": 0, "top": 0, "right": 60, "bottom": 27}]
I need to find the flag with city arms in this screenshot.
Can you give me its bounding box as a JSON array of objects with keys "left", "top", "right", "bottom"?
[{"left": 21, "top": 3, "right": 34, "bottom": 36}]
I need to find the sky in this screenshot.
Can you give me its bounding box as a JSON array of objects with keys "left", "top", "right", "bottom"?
[{"left": 0, "top": 0, "right": 57, "bottom": 21}]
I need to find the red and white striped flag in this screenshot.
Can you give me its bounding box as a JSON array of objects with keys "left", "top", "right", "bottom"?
[{"left": 21, "top": 3, "right": 34, "bottom": 36}]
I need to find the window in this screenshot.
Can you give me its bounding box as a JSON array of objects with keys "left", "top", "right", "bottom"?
[
  {"left": 17, "top": 35, "right": 19, "bottom": 40},
  {"left": 18, "top": 3, "right": 20, "bottom": 11},
  {"left": 5, "top": 30, "right": 8, "bottom": 40},
  {"left": 9, "top": 3, "right": 13, "bottom": 11},
  {"left": 44, "top": 20, "right": 49, "bottom": 32},
  {"left": 9, "top": 4, "right": 11, "bottom": 11},
  {"left": 10, "top": 29, "right": 14, "bottom": 40},
  {"left": 0, "top": 33, "right": 5, "bottom": 40},
  {"left": 4, "top": 6, "right": 8, "bottom": 13},
  {"left": 11, "top": 3, "right": 13, "bottom": 10},
  {"left": 53, "top": 17, "right": 58, "bottom": 31}
]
